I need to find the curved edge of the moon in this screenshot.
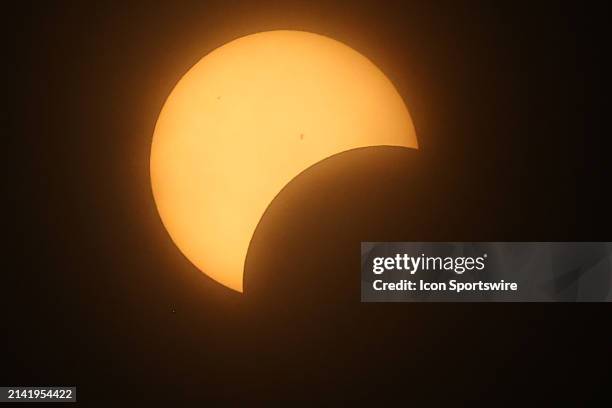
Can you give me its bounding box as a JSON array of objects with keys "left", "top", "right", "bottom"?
[{"left": 241, "top": 143, "right": 419, "bottom": 294}]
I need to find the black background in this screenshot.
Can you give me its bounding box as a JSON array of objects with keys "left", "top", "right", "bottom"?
[{"left": 5, "top": 0, "right": 610, "bottom": 404}]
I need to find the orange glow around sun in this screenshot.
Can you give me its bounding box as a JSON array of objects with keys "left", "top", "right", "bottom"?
[{"left": 150, "top": 30, "right": 417, "bottom": 292}]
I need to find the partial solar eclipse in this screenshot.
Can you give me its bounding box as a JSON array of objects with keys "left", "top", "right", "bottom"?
[{"left": 151, "top": 30, "right": 418, "bottom": 292}]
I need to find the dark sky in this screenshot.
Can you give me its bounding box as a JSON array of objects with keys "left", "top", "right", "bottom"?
[{"left": 5, "top": 0, "right": 610, "bottom": 404}]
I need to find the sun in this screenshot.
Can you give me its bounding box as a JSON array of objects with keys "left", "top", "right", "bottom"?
[{"left": 151, "top": 30, "right": 417, "bottom": 292}]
